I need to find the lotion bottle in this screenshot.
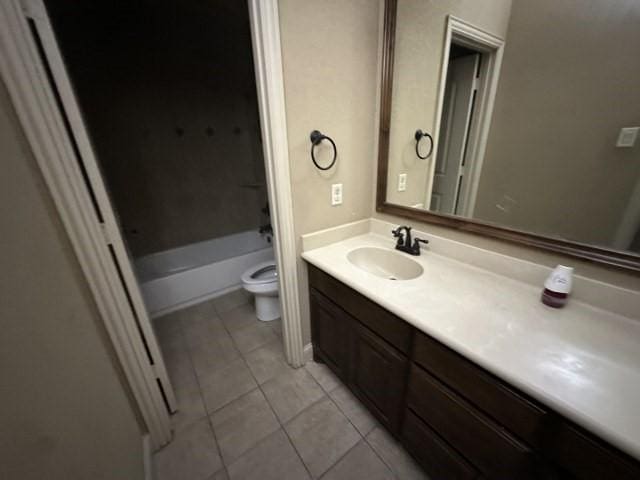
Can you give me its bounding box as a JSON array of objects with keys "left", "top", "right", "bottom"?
[{"left": 541, "top": 265, "right": 573, "bottom": 308}]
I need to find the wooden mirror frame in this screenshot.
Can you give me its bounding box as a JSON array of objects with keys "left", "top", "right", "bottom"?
[{"left": 375, "top": 0, "right": 640, "bottom": 273}]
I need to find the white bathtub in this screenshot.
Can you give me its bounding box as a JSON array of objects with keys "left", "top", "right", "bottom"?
[{"left": 135, "top": 230, "right": 273, "bottom": 317}]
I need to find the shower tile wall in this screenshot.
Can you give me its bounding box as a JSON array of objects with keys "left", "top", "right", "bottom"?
[{"left": 47, "top": 1, "right": 266, "bottom": 256}]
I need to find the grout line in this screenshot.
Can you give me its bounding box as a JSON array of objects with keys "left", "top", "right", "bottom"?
[
  {"left": 229, "top": 314, "right": 315, "bottom": 479},
  {"left": 305, "top": 365, "right": 399, "bottom": 479},
  {"left": 361, "top": 432, "right": 401, "bottom": 479},
  {"left": 178, "top": 301, "right": 227, "bottom": 470},
  {"left": 315, "top": 439, "right": 368, "bottom": 480}
]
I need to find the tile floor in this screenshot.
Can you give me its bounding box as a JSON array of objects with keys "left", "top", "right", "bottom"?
[{"left": 152, "top": 290, "right": 427, "bottom": 480}]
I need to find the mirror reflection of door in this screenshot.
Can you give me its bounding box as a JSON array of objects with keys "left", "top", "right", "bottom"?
[{"left": 430, "top": 45, "right": 481, "bottom": 215}]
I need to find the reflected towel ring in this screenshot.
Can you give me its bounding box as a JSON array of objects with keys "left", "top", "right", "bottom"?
[
  {"left": 310, "top": 130, "right": 337, "bottom": 171},
  {"left": 414, "top": 129, "right": 434, "bottom": 160}
]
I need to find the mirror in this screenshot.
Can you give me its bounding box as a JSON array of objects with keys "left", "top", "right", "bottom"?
[{"left": 378, "top": 0, "right": 640, "bottom": 270}]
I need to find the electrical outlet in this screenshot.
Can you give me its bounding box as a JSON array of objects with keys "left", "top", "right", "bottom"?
[
  {"left": 331, "top": 183, "right": 343, "bottom": 206},
  {"left": 616, "top": 127, "right": 639, "bottom": 148},
  {"left": 398, "top": 173, "right": 407, "bottom": 192}
]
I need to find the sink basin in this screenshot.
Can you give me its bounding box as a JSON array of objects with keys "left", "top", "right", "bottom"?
[{"left": 347, "top": 247, "right": 423, "bottom": 280}]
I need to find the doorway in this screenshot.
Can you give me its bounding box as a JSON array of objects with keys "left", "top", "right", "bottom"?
[
  {"left": 425, "top": 16, "right": 506, "bottom": 218},
  {"left": 1, "top": 0, "right": 302, "bottom": 450},
  {"left": 430, "top": 43, "right": 481, "bottom": 215}
]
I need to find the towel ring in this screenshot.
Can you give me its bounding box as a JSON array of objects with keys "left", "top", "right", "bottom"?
[
  {"left": 414, "top": 129, "right": 434, "bottom": 160},
  {"left": 310, "top": 130, "right": 337, "bottom": 171}
]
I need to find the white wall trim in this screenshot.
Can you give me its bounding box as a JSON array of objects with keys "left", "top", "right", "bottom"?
[
  {"left": 303, "top": 343, "right": 314, "bottom": 363},
  {"left": 425, "top": 16, "right": 505, "bottom": 217},
  {"left": 248, "top": 0, "right": 305, "bottom": 367},
  {"left": 0, "top": 0, "right": 172, "bottom": 449}
]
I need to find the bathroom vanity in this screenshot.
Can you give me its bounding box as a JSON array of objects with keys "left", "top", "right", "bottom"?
[{"left": 302, "top": 224, "right": 640, "bottom": 480}]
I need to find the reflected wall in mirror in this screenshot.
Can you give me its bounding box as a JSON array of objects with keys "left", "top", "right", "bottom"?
[{"left": 380, "top": 0, "right": 640, "bottom": 266}]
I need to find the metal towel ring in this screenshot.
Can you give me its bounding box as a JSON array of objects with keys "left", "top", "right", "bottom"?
[
  {"left": 310, "top": 130, "right": 337, "bottom": 171},
  {"left": 414, "top": 129, "right": 434, "bottom": 160}
]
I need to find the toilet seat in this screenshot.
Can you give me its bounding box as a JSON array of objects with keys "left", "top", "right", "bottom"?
[
  {"left": 241, "top": 259, "right": 280, "bottom": 321},
  {"left": 241, "top": 260, "right": 278, "bottom": 285}
]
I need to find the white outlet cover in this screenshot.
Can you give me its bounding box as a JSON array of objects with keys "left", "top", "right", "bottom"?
[
  {"left": 331, "top": 183, "right": 343, "bottom": 206},
  {"left": 398, "top": 173, "right": 407, "bottom": 192},
  {"left": 616, "top": 127, "right": 639, "bottom": 148}
]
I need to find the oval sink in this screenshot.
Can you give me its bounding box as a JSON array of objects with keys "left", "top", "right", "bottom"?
[{"left": 347, "top": 247, "right": 423, "bottom": 281}]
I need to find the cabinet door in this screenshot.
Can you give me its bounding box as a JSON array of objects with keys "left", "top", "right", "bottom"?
[
  {"left": 349, "top": 322, "right": 408, "bottom": 435},
  {"left": 309, "top": 290, "right": 352, "bottom": 381}
]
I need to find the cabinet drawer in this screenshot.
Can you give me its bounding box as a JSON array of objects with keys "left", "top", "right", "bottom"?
[
  {"left": 547, "top": 421, "right": 640, "bottom": 480},
  {"left": 407, "top": 364, "right": 536, "bottom": 479},
  {"left": 402, "top": 408, "right": 479, "bottom": 480},
  {"left": 308, "top": 265, "right": 412, "bottom": 353},
  {"left": 413, "top": 331, "right": 546, "bottom": 446}
]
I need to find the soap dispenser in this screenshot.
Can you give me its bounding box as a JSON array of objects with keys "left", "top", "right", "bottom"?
[{"left": 541, "top": 265, "right": 573, "bottom": 308}]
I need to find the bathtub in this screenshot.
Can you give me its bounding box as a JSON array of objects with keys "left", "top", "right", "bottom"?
[{"left": 135, "top": 230, "right": 273, "bottom": 317}]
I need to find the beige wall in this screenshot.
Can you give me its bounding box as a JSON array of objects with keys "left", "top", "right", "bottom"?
[
  {"left": 0, "top": 81, "right": 144, "bottom": 479},
  {"left": 280, "top": 0, "right": 639, "bottom": 345},
  {"left": 475, "top": 0, "right": 640, "bottom": 247},
  {"left": 49, "top": 1, "right": 267, "bottom": 257},
  {"left": 279, "top": 0, "right": 381, "bottom": 342},
  {"left": 386, "top": 0, "right": 512, "bottom": 207}
]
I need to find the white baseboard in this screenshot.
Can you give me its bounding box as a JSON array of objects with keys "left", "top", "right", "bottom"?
[
  {"left": 143, "top": 434, "right": 153, "bottom": 480},
  {"left": 303, "top": 343, "right": 313, "bottom": 363}
]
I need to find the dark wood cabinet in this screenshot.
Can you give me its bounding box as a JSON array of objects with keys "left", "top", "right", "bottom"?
[
  {"left": 349, "top": 321, "right": 408, "bottom": 434},
  {"left": 309, "top": 289, "right": 352, "bottom": 380},
  {"left": 307, "top": 264, "right": 640, "bottom": 480}
]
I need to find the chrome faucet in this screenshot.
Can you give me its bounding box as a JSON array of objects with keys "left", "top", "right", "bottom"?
[{"left": 391, "top": 225, "right": 429, "bottom": 256}]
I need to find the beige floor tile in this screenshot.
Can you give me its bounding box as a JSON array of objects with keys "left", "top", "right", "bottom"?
[
  {"left": 328, "top": 385, "right": 377, "bottom": 436},
  {"left": 321, "top": 440, "right": 394, "bottom": 480},
  {"left": 304, "top": 360, "right": 340, "bottom": 393},
  {"left": 213, "top": 289, "right": 250, "bottom": 314},
  {"left": 226, "top": 429, "right": 310, "bottom": 480},
  {"left": 243, "top": 340, "right": 290, "bottom": 384},
  {"left": 261, "top": 368, "right": 325, "bottom": 423},
  {"left": 153, "top": 417, "right": 222, "bottom": 480},
  {"left": 165, "top": 350, "right": 199, "bottom": 390},
  {"left": 210, "top": 388, "right": 280, "bottom": 465},
  {"left": 171, "top": 385, "right": 207, "bottom": 431},
  {"left": 178, "top": 300, "right": 219, "bottom": 325},
  {"left": 366, "top": 426, "right": 428, "bottom": 480},
  {"left": 190, "top": 332, "right": 241, "bottom": 379},
  {"left": 154, "top": 313, "right": 183, "bottom": 336},
  {"left": 229, "top": 322, "right": 278, "bottom": 354},
  {"left": 206, "top": 469, "right": 229, "bottom": 480},
  {"left": 183, "top": 316, "right": 227, "bottom": 349},
  {"left": 268, "top": 318, "right": 282, "bottom": 338},
  {"left": 200, "top": 358, "right": 257, "bottom": 413},
  {"left": 220, "top": 303, "right": 258, "bottom": 332},
  {"left": 284, "top": 397, "right": 361, "bottom": 478}
]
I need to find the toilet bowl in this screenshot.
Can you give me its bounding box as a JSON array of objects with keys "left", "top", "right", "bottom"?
[{"left": 241, "top": 260, "right": 280, "bottom": 321}]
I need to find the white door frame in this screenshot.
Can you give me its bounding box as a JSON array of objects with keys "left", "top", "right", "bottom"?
[
  {"left": 0, "top": 0, "right": 304, "bottom": 452},
  {"left": 425, "top": 16, "right": 505, "bottom": 217},
  {"left": 248, "top": 0, "right": 304, "bottom": 367}
]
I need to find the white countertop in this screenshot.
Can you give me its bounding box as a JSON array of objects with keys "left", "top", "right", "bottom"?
[{"left": 302, "top": 232, "right": 640, "bottom": 460}]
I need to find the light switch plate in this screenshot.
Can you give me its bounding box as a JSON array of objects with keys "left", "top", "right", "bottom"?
[
  {"left": 398, "top": 173, "right": 407, "bottom": 192},
  {"left": 616, "top": 127, "right": 639, "bottom": 148},
  {"left": 331, "top": 183, "right": 343, "bottom": 206}
]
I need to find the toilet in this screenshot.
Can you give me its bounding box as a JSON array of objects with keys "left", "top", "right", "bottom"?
[{"left": 241, "top": 260, "right": 280, "bottom": 321}]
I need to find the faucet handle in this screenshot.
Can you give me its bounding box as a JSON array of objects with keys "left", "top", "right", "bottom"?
[{"left": 412, "top": 237, "right": 429, "bottom": 250}]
